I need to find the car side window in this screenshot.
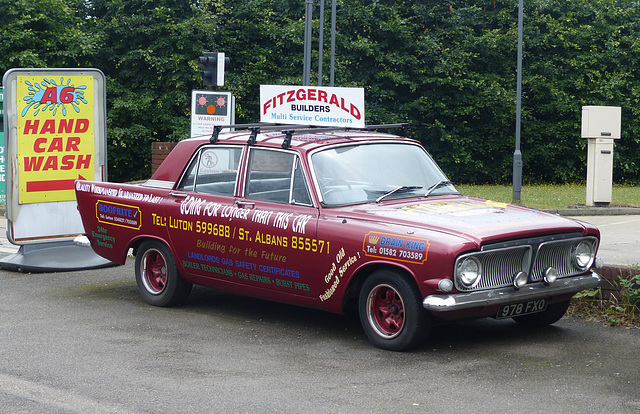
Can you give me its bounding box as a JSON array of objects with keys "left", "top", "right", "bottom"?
[
  {"left": 245, "top": 148, "right": 312, "bottom": 206},
  {"left": 178, "top": 146, "right": 242, "bottom": 196},
  {"left": 292, "top": 157, "right": 312, "bottom": 206}
]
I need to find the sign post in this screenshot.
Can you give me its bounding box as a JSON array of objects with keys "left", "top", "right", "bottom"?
[
  {"left": 0, "top": 86, "right": 5, "bottom": 207},
  {"left": 1, "top": 68, "right": 113, "bottom": 272}
]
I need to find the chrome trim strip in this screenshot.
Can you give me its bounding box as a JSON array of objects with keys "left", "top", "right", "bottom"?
[
  {"left": 143, "top": 179, "right": 174, "bottom": 189},
  {"left": 423, "top": 273, "right": 601, "bottom": 312}
]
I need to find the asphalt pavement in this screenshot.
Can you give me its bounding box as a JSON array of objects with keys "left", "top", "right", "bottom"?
[
  {"left": 0, "top": 216, "right": 18, "bottom": 257},
  {"left": 569, "top": 214, "right": 640, "bottom": 267},
  {"left": 1, "top": 260, "right": 639, "bottom": 413},
  {"left": 0, "top": 209, "right": 639, "bottom": 413}
]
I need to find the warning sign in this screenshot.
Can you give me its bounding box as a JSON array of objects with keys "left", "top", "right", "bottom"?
[
  {"left": 17, "top": 75, "right": 95, "bottom": 203},
  {"left": 190, "top": 90, "right": 234, "bottom": 137}
]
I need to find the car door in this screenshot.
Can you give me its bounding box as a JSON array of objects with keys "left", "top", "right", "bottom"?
[
  {"left": 230, "top": 147, "right": 328, "bottom": 298},
  {"left": 164, "top": 144, "right": 245, "bottom": 282}
]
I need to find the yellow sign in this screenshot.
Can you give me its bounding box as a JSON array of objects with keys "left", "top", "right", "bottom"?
[{"left": 17, "top": 75, "right": 95, "bottom": 203}]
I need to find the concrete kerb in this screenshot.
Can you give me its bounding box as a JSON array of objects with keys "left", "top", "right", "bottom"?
[{"left": 542, "top": 206, "right": 640, "bottom": 216}]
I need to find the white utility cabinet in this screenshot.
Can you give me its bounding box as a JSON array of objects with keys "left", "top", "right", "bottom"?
[{"left": 582, "top": 106, "right": 621, "bottom": 206}]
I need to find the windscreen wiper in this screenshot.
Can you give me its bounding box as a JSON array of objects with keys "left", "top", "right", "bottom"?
[
  {"left": 424, "top": 180, "right": 454, "bottom": 197},
  {"left": 375, "top": 186, "right": 423, "bottom": 203}
]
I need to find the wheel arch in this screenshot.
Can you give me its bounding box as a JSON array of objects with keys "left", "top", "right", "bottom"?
[
  {"left": 129, "top": 235, "right": 173, "bottom": 259},
  {"left": 341, "top": 262, "right": 421, "bottom": 315}
]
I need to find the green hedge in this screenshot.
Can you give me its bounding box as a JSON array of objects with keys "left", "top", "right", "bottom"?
[{"left": 1, "top": 0, "right": 639, "bottom": 184}]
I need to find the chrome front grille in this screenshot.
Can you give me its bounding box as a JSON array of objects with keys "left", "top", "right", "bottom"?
[
  {"left": 531, "top": 239, "right": 592, "bottom": 282},
  {"left": 464, "top": 246, "right": 530, "bottom": 291},
  {"left": 454, "top": 235, "right": 598, "bottom": 292}
]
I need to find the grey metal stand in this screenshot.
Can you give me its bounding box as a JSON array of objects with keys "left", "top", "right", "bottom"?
[{"left": 0, "top": 240, "right": 117, "bottom": 273}]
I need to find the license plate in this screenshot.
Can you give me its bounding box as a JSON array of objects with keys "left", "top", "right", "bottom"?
[{"left": 497, "top": 298, "right": 548, "bottom": 319}]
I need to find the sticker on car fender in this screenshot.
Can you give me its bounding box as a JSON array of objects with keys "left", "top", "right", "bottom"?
[
  {"left": 362, "top": 231, "right": 429, "bottom": 264},
  {"left": 95, "top": 200, "right": 141, "bottom": 230}
]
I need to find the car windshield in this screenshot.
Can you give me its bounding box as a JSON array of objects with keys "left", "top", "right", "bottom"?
[{"left": 311, "top": 142, "right": 458, "bottom": 206}]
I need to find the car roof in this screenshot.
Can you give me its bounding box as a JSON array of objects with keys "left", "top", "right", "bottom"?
[{"left": 150, "top": 125, "right": 417, "bottom": 184}]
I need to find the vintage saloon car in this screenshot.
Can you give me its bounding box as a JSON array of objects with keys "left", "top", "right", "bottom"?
[{"left": 75, "top": 125, "right": 602, "bottom": 351}]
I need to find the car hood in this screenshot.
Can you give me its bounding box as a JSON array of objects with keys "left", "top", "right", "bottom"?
[{"left": 337, "top": 196, "right": 594, "bottom": 245}]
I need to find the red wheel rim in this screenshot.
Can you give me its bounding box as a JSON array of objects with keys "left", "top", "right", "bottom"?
[
  {"left": 366, "top": 283, "right": 405, "bottom": 339},
  {"left": 141, "top": 248, "right": 167, "bottom": 295}
]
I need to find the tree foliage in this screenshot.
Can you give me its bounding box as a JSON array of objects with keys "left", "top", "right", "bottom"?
[{"left": 1, "top": 0, "right": 639, "bottom": 184}]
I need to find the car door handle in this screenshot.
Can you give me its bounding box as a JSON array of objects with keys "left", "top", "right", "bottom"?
[
  {"left": 235, "top": 200, "right": 255, "bottom": 208},
  {"left": 169, "top": 191, "right": 188, "bottom": 198}
]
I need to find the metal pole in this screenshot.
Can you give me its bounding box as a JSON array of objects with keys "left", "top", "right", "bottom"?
[
  {"left": 512, "top": 0, "right": 523, "bottom": 203},
  {"left": 303, "top": 0, "right": 313, "bottom": 86},
  {"left": 318, "top": 0, "right": 325, "bottom": 86},
  {"left": 330, "top": 0, "right": 337, "bottom": 86}
]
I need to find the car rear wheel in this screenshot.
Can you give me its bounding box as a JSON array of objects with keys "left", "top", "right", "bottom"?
[
  {"left": 135, "top": 240, "right": 192, "bottom": 307},
  {"left": 359, "top": 270, "right": 430, "bottom": 351},
  {"left": 512, "top": 299, "right": 570, "bottom": 327}
]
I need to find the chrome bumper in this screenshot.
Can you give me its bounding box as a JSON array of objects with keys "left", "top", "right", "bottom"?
[
  {"left": 423, "top": 272, "right": 601, "bottom": 312},
  {"left": 73, "top": 235, "right": 91, "bottom": 248}
]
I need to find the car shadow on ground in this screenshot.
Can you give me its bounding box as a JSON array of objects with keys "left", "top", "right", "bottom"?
[
  {"left": 76, "top": 278, "right": 571, "bottom": 352},
  {"left": 184, "top": 285, "right": 569, "bottom": 351}
]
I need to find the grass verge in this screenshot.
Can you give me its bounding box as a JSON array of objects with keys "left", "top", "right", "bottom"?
[
  {"left": 456, "top": 183, "right": 640, "bottom": 210},
  {"left": 569, "top": 266, "right": 640, "bottom": 328}
]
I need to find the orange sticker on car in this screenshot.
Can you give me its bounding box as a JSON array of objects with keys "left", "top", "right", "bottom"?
[{"left": 362, "top": 231, "right": 429, "bottom": 264}]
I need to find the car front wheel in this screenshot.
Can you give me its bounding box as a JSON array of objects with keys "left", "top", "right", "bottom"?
[
  {"left": 135, "top": 240, "right": 192, "bottom": 307},
  {"left": 359, "top": 270, "right": 430, "bottom": 351}
]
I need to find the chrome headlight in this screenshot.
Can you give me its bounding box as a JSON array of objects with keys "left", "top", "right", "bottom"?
[
  {"left": 456, "top": 257, "right": 481, "bottom": 288},
  {"left": 572, "top": 240, "right": 594, "bottom": 270}
]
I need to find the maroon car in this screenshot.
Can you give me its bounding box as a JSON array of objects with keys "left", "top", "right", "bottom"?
[{"left": 75, "top": 125, "right": 601, "bottom": 351}]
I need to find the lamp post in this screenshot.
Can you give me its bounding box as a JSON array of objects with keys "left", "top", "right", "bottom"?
[
  {"left": 513, "top": 0, "right": 524, "bottom": 203},
  {"left": 303, "top": 0, "right": 313, "bottom": 85},
  {"left": 303, "top": 0, "right": 337, "bottom": 87}
]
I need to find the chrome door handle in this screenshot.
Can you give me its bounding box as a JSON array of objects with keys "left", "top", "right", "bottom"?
[{"left": 235, "top": 200, "right": 255, "bottom": 208}]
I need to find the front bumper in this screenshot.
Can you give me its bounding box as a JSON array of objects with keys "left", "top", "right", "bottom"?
[{"left": 423, "top": 272, "right": 601, "bottom": 312}]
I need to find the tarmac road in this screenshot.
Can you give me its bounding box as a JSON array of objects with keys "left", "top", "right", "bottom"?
[
  {"left": 0, "top": 212, "right": 639, "bottom": 413},
  {"left": 0, "top": 261, "right": 639, "bottom": 413},
  {"left": 570, "top": 215, "right": 640, "bottom": 267}
]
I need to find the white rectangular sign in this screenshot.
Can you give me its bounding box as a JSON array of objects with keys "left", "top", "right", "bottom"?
[
  {"left": 260, "top": 85, "right": 365, "bottom": 128},
  {"left": 190, "top": 90, "right": 234, "bottom": 137}
]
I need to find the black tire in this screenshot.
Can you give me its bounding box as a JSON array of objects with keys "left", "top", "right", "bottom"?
[
  {"left": 358, "top": 269, "right": 431, "bottom": 351},
  {"left": 512, "top": 299, "right": 571, "bottom": 327},
  {"left": 135, "top": 240, "right": 192, "bottom": 307}
]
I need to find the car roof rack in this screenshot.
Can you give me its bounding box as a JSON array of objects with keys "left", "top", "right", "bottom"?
[
  {"left": 208, "top": 122, "right": 408, "bottom": 148},
  {"left": 209, "top": 123, "right": 311, "bottom": 144}
]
